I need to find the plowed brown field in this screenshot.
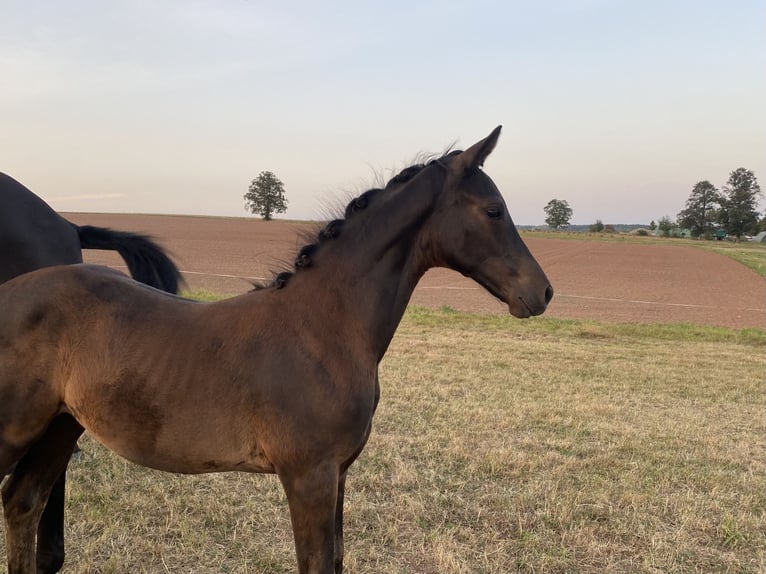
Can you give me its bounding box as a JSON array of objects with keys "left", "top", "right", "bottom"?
[{"left": 66, "top": 213, "right": 766, "bottom": 329}]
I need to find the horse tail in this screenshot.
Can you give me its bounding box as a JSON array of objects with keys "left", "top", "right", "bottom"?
[{"left": 74, "top": 224, "right": 182, "bottom": 294}]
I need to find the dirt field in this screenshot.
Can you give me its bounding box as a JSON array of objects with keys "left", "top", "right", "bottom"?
[{"left": 66, "top": 213, "right": 766, "bottom": 329}]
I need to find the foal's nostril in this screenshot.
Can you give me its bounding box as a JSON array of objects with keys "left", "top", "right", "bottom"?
[{"left": 544, "top": 284, "right": 554, "bottom": 304}]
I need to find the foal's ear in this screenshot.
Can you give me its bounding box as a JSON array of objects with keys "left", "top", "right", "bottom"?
[{"left": 451, "top": 125, "right": 502, "bottom": 174}]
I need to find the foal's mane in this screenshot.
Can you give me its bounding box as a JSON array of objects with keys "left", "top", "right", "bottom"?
[{"left": 254, "top": 150, "right": 461, "bottom": 290}]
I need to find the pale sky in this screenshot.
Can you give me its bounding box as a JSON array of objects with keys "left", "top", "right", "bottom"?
[{"left": 2, "top": 1, "right": 764, "bottom": 225}]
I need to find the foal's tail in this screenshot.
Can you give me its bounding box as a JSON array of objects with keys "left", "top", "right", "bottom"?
[{"left": 74, "top": 225, "right": 182, "bottom": 294}]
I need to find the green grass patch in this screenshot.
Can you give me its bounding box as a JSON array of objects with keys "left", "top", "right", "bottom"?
[
  {"left": 405, "top": 306, "right": 766, "bottom": 347},
  {"left": 695, "top": 241, "right": 766, "bottom": 277},
  {"left": 181, "top": 288, "right": 227, "bottom": 302}
]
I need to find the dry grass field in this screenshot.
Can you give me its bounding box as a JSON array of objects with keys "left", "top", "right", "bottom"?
[
  {"left": 1, "top": 311, "right": 762, "bottom": 573},
  {"left": 1, "top": 214, "right": 764, "bottom": 573}
]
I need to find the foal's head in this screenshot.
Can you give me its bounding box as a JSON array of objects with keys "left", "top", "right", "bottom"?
[
  {"left": 424, "top": 126, "right": 553, "bottom": 318},
  {"left": 257, "top": 127, "right": 552, "bottom": 319}
]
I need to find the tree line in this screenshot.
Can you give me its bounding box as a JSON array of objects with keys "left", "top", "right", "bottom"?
[
  {"left": 242, "top": 168, "right": 763, "bottom": 240},
  {"left": 675, "top": 168, "right": 762, "bottom": 239},
  {"left": 543, "top": 167, "right": 763, "bottom": 239}
]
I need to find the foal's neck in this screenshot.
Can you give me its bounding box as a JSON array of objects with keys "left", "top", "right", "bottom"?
[{"left": 304, "top": 169, "right": 443, "bottom": 361}]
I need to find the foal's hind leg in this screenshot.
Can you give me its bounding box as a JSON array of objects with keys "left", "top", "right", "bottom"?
[{"left": 2, "top": 415, "right": 83, "bottom": 574}]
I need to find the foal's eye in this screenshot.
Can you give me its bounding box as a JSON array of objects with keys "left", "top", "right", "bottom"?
[{"left": 485, "top": 206, "right": 503, "bottom": 219}]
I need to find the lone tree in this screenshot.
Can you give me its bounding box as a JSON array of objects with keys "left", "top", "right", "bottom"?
[
  {"left": 544, "top": 199, "right": 573, "bottom": 229},
  {"left": 244, "top": 171, "right": 288, "bottom": 221},
  {"left": 677, "top": 180, "right": 722, "bottom": 238},
  {"left": 718, "top": 168, "right": 761, "bottom": 240}
]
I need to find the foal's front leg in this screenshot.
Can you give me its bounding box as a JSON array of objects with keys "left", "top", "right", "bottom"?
[
  {"left": 334, "top": 471, "right": 347, "bottom": 574},
  {"left": 280, "top": 463, "right": 340, "bottom": 574}
]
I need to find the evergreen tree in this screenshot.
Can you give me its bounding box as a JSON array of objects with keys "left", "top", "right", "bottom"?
[
  {"left": 677, "top": 180, "right": 721, "bottom": 238},
  {"left": 718, "top": 168, "right": 761, "bottom": 239}
]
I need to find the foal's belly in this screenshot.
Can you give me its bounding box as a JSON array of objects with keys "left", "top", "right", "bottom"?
[
  {"left": 65, "top": 395, "right": 276, "bottom": 474},
  {"left": 81, "top": 423, "right": 277, "bottom": 475}
]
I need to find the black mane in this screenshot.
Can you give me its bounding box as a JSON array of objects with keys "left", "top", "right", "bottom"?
[{"left": 254, "top": 151, "right": 460, "bottom": 290}]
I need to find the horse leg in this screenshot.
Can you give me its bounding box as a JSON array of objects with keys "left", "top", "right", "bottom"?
[
  {"left": 333, "top": 470, "right": 347, "bottom": 574},
  {"left": 35, "top": 470, "right": 68, "bottom": 574},
  {"left": 334, "top": 385, "right": 378, "bottom": 573},
  {"left": 2, "top": 415, "right": 83, "bottom": 574},
  {"left": 280, "top": 463, "right": 339, "bottom": 574}
]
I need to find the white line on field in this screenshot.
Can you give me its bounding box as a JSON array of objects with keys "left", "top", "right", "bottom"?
[
  {"left": 420, "top": 285, "right": 765, "bottom": 312},
  {"left": 555, "top": 293, "right": 765, "bottom": 312},
  {"left": 103, "top": 265, "right": 766, "bottom": 313},
  {"left": 419, "top": 286, "right": 477, "bottom": 290},
  {"left": 105, "top": 265, "right": 266, "bottom": 282}
]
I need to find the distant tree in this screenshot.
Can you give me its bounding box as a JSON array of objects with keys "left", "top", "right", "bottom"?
[
  {"left": 544, "top": 199, "right": 573, "bottom": 229},
  {"left": 677, "top": 180, "right": 722, "bottom": 239},
  {"left": 657, "top": 216, "right": 676, "bottom": 237},
  {"left": 649, "top": 220, "right": 657, "bottom": 231},
  {"left": 244, "top": 171, "right": 288, "bottom": 221},
  {"left": 718, "top": 168, "right": 761, "bottom": 240},
  {"left": 589, "top": 219, "right": 605, "bottom": 233}
]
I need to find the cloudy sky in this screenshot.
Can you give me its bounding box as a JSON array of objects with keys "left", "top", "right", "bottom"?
[{"left": 2, "top": 0, "right": 764, "bottom": 224}]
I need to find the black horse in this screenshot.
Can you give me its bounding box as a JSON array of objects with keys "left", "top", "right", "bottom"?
[
  {"left": 0, "top": 172, "right": 182, "bottom": 573},
  {"left": 0, "top": 172, "right": 180, "bottom": 290}
]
